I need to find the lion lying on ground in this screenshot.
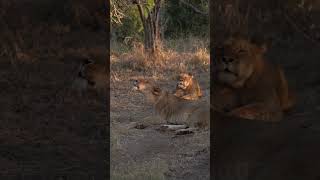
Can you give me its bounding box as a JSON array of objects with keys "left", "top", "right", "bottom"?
[
  {"left": 174, "top": 73, "right": 203, "bottom": 100},
  {"left": 133, "top": 78, "right": 210, "bottom": 134},
  {"left": 212, "top": 37, "right": 295, "bottom": 122}
]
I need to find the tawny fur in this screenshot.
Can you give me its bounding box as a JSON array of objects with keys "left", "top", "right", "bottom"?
[
  {"left": 212, "top": 37, "right": 295, "bottom": 122},
  {"left": 78, "top": 59, "right": 107, "bottom": 94},
  {"left": 133, "top": 79, "right": 210, "bottom": 130},
  {"left": 174, "top": 73, "right": 202, "bottom": 100}
]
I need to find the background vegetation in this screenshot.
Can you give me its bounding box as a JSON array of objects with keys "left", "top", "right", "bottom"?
[
  {"left": 111, "top": 0, "right": 209, "bottom": 53},
  {"left": 211, "top": 0, "right": 320, "bottom": 46}
]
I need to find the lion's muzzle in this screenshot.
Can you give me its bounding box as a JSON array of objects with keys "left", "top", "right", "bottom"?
[
  {"left": 177, "top": 81, "right": 186, "bottom": 89},
  {"left": 132, "top": 80, "right": 139, "bottom": 90}
]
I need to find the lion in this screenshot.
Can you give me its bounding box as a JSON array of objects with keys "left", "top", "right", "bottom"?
[
  {"left": 212, "top": 37, "right": 295, "bottom": 122},
  {"left": 173, "top": 73, "right": 203, "bottom": 100},
  {"left": 133, "top": 78, "right": 210, "bottom": 134},
  {"left": 77, "top": 58, "right": 107, "bottom": 94}
]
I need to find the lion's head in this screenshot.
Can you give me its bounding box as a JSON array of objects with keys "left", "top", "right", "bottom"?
[
  {"left": 213, "top": 37, "right": 267, "bottom": 88},
  {"left": 133, "top": 78, "right": 162, "bottom": 103},
  {"left": 176, "top": 73, "right": 194, "bottom": 90}
]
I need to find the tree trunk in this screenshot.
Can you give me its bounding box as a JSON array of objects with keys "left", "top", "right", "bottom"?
[{"left": 135, "top": 0, "right": 162, "bottom": 54}]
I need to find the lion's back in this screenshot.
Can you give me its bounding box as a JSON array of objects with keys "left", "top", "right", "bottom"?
[{"left": 155, "top": 92, "right": 209, "bottom": 127}]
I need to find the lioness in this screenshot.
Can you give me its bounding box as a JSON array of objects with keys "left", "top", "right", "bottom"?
[
  {"left": 174, "top": 73, "right": 203, "bottom": 100},
  {"left": 133, "top": 78, "right": 209, "bottom": 134},
  {"left": 212, "top": 37, "right": 295, "bottom": 122},
  {"left": 77, "top": 58, "right": 107, "bottom": 94}
]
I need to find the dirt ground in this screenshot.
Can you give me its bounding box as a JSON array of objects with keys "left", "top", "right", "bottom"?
[
  {"left": 0, "top": 30, "right": 107, "bottom": 179},
  {"left": 110, "top": 54, "right": 210, "bottom": 179}
]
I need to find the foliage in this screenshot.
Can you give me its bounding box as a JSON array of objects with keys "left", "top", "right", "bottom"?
[
  {"left": 111, "top": 0, "right": 209, "bottom": 41},
  {"left": 112, "top": 6, "right": 144, "bottom": 41},
  {"left": 162, "top": 0, "right": 208, "bottom": 38}
]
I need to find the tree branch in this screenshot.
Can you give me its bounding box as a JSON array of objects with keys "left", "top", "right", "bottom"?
[
  {"left": 110, "top": 0, "right": 125, "bottom": 24},
  {"left": 135, "top": 2, "right": 147, "bottom": 29}
]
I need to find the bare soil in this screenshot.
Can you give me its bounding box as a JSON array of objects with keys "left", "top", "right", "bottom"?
[{"left": 110, "top": 66, "right": 210, "bottom": 179}]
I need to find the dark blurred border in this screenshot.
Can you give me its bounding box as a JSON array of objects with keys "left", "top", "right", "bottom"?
[{"left": 105, "top": 0, "right": 110, "bottom": 179}]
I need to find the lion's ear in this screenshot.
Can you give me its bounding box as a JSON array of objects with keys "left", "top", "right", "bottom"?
[
  {"left": 187, "top": 73, "right": 194, "bottom": 78},
  {"left": 152, "top": 87, "right": 161, "bottom": 95},
  {"left": 254, "top": 44, "right": 267, "bottom": 55}
]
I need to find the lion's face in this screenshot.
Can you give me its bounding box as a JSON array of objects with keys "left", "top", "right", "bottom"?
[
  {"left": 78, "top": 58, "right": 106, "bottom": 87},
  {"left": 133, "top": 79, "right": 151, "bottom": 91},
  {"left": 213, "top": 38, "right": 266, "bottom": 88},
  {"left": 133, "top": 78, "right": 162, "bottom": 97},
  {"left": 177, "top": 73, "right": 193, "bottom": 90}
]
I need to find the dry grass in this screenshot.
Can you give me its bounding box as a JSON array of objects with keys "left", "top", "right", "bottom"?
[{"left": 111, "top": 37, "right": 209, "bottom": 79}]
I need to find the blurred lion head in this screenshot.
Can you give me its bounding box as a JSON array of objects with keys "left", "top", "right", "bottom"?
[{"left": 213, "top": 37, "right": 267, "bottom": 88}]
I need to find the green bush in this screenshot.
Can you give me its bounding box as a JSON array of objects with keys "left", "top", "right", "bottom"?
[
  {"left": 111, "top": 0, "right": 209, "bottom": 41},
  {"left": 162, "top": 0, "right": 208, "bottom": 38},
  {"left": 112, "top": 7, "right": 144, "bottom": 41}
]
